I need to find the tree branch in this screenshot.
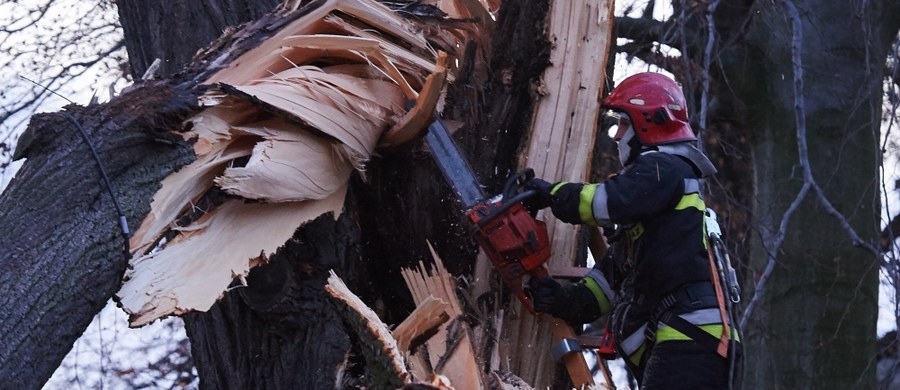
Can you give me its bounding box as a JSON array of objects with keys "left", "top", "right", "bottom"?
[
  {"left": 615, "top": 16, "right": 668, "bottom": 47},
  {"left": 697, "top": 0, "right": 720, "bottom": 139}
]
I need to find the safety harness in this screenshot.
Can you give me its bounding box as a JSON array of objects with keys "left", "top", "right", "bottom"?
[{"left": 584, "top": 177, "right": 742, "bottom": 368}]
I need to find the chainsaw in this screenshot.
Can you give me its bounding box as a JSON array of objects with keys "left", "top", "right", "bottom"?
[
  {"left": 423, "top": 118, "right": 550, "bottom": 313},
  {"left": 423, "top": 116, "right": 599, "bottom": 388}
]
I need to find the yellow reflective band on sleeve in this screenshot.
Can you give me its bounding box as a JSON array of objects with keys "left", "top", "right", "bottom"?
[
  {"left": 579, "top": 184, "right": 598, "bottom": 226},
  {"left": 550, "top": 182, "right": 567, "bottom": 195},
  {"left": 582, "top": 277, "right": 611, "bottom": 315},
  {"left": 675, "top": 193, "right": 705, "bottom": 211},
  {"left": 655, "top": 323, "right": 741, "bottom": 343}
]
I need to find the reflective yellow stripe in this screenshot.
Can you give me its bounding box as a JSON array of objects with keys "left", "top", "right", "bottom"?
[
  {"left": 675, "top": 193, "right": 705, "bottom": 211},
  {"left": 628, "top": 344, "right": 646, "bottom": 366},
  {"left": 655, "top": 323, "right": 741, "bottom": 343},
  {"left": 582, "top": 277, "right": 611, "bottom": 314},
  {"left": 579, "top": 184, "right": 598, "bottom": 226},
  {"left": 550, "top": 182, "right": 567, "bottom": 195}
]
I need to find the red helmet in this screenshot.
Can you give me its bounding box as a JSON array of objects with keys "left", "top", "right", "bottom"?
[{"left": 601, "top": 72, "right": 696, "bottom": 145}]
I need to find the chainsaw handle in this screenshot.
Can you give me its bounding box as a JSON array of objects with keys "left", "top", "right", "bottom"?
[
  {"left": 504, "top": 169, "right": 534, "bottom": 199},
  {"left": 473, "top": 189, "right": 537, "bottom": 229},
  {"left": 472, "top": 169, "right": 541, "bottom": 229}
]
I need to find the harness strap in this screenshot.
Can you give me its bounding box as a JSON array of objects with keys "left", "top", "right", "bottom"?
[
  {"left": 646, "top": 282, "right": 732, "bottom": 357},
  {"left": 657, "top": 311, "right": 723, "bottom": 353},
  {"left": 706, "top": 240, "right": 731, "bottom": 358}
]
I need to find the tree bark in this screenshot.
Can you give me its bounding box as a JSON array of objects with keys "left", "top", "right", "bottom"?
[
  {"left": 0, "top": 83, "right": 200, "bottom": 386},
  {"left": 716, "top": 1, "right": 900, "bottom": 388},
  {"left": 184, "top": 207, "right": 360, "bottom": 389},
  {"left": 117, "top": 0, "right": 281, "bottom": 78}
]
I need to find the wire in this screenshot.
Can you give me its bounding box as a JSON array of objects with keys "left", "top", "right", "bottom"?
[
  {"left": 19, "top": 75, "right": 131, "bottom": 258},
  {"left": 63, "top": 112, "right": 131, "bottom": 256}
]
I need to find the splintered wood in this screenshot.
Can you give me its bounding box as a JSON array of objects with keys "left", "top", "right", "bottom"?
[
  {"left": 118, "top": 0, "right": 459, "bottom": 327},
  {"left": 392, "top": 295, "right": 451, "bottom": 352},
  {"left": 325, "top": 271, "right": 410, "bottom": 388},
  {"left": 401, "top": 244, "right": 483, "bottom": 390},
  {"left": 505, "top": 0, "right": 615, "bottom": 388},
  {"left": 119, "top": 187, "right": 347, "bottom": 326},
  {"left": 326, "top": 270, "right": 469, "bottom": 389}
]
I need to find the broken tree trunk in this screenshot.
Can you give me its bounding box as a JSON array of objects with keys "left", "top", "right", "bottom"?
[
  {"left": 0, "top": 83, "right": 201, "bottom": 385},
  {"left": 117, "top": 0, "right": 451, "bottom": 327},
  {"left": 499, "top": 0, "right": 615, "bottom": 387}
]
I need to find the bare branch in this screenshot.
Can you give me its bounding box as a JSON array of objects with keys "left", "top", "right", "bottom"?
[
  {"left": 615, "top": 16, "right": 668, "bottom": 48},
  {"left": 697, "top": 0, "right": 720, "bottom": 137},
  {"left": 0, "top": 1, "right": 55, "bottom": 38}
]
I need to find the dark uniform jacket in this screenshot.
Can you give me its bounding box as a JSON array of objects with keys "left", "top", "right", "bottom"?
[{"left": 582, "top": 150, "right": 723, "bottom": 371}]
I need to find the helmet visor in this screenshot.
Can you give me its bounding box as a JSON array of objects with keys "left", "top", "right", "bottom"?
[{"left": 605, "top": 110, "right": 632, "bottom": 141}]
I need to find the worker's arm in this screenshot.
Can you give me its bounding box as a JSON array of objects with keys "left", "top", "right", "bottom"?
[
  {"left": 529, "top": 153, "right": 685, "bottom": 226},
  {"left": 530, "top": 264, "right": 616, "bottom": 324}
]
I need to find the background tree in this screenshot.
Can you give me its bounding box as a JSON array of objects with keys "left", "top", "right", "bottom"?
[
  {"left": 2, "top": 0, "right": 900, "bottom": 389},
  {"left": 618, "top": 1, "right": 898, "bottom": 387}
]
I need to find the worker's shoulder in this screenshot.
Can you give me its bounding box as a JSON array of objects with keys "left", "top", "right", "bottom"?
[
  {"left": 634, "top": 149, "right": 685, "bottom": 166},
  {"left": 631, "top": 150, "right": 696, "bottom": 176}
]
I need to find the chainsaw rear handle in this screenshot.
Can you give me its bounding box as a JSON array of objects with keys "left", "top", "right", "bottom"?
[
  {"left": 472, "top": 169, "right": 540, "bottom": 229},
  {"left": 473, "top": 189, "right": 537, "bottom": 229}
]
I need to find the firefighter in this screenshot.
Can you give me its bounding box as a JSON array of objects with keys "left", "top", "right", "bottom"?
[{"left": 526, "top": 72, "right": 738, "bottom": 389}]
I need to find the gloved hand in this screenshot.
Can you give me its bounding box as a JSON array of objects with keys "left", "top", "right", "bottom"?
[
  {"left": 522, "top": 174, "right": 555, "bottom": 213},
  {"left": 529, "top": 276, "right": 604, "bottom": 324},
  {"left": 529, "top": 276, "right": 562, "bottom": 314},
  {"left": 518, "top": 168, "right": 593, "bottom": 224}
]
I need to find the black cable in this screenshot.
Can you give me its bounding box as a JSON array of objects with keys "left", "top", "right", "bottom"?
[
  {"left": 18, "top": 76, "right": 131, "bottom": 257},
  {"left": 63, "top": 112, "right": 131, "bottom": 256}
]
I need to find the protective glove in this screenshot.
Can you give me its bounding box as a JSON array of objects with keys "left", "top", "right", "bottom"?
[
  {"left": 518, "top": 169, "right": 592, "bottom": 225},
  {"left": 529, "top": 276, "right": 562, "bottom": 314},
  {"left": 528, "top": 277, "right": 603, "bottom": 325},
  {"left": 522, "top": 175, "right": 554, "bottom": 213}
]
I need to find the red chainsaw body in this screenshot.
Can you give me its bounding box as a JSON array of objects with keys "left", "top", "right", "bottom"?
[{"left": 467, "top": 202, "right": 550, "bottom": 313}]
